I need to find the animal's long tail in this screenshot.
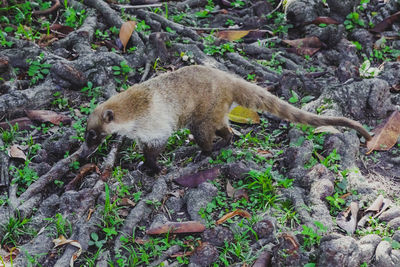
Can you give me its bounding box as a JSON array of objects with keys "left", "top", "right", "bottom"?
[{"left": 231, "top": 78, "right": 372, "bottom": 140}]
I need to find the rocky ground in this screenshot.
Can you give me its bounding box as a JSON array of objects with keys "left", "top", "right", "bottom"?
[{"left": 0, "top": 0, "right": 400, "bottom": 266}]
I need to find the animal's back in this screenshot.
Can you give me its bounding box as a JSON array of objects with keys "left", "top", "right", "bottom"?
[{"left": 141, "top": 65, "right": 236, "bottom": 128}]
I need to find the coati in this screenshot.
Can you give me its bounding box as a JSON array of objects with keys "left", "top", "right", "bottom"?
[{"left": 82, "top": 65, "right": 371, "bottom": 174}]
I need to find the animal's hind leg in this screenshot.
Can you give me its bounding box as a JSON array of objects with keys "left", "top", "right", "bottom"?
[
  {"left": 214, "top": 126, "right": 232, "bottom": 151},
  {"left": 191, "top": 123, "right": 214, "bottom": 158}
]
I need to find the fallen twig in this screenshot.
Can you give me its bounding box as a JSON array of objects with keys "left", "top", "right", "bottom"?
[
  {"left": 134, "top": 9, "right": 201, "bottom": 41},
  {"left": 112, "top": 3, "right": 162, "bottom": 9},
  {"left": 32, "top": 0, "right": 61, "bottom": 16},
  {"left": 65, "top": 163, "right": 100, "bottom": 191},
  {"left": 140, "top": 59, "right": 152, "bottom": 83}
]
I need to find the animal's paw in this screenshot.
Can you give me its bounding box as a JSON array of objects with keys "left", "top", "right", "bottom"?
[
  {"left": 138, "top": 161, "right": 162, "bottom": 176},
  {"left": 193, "top": 151, "right": 212, "bottom": 163}
]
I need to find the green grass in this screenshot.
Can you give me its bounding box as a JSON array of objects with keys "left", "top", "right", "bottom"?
[
  {"left": 10, "top": 161, "right": 39, "bottom": 196},
  {"left": 1, "top": 213, "right": 34, "bottom": 247}
]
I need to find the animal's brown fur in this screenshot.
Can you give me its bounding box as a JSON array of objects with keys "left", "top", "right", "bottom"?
[{"left": 83, "top": 65, "right": 371, "bottom": 174}]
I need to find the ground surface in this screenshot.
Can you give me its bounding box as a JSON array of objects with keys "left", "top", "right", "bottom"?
[{"left": 0, "top": 0, "right": 400, "bottom": 266}]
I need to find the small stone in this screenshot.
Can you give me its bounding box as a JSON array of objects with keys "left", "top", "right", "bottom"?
[
  {"left": 184, "top": 182, "right": 218, "bottom": 223},
  {"left": 309, "top": 178, "right": 334, "bottom": 201},
  {"left": 317, "top": 235, "right": 360, "bottom": 267},
  {"left": 375, "top": 240, "right": 400, "bottom": 266},
  {"left": 165, "top": 196, "right": 183, "bottom": 214},
  {"left": 272, "top": 233, "right": 305, "bottom": 267},
  {"left": 379, "top": 207, "right": 400, "bottom": 222},
  {"left": 358, "top": 234, "right": 381, "bottom": 263},
  {"left": 253, "top": 219, "right": 275, "bottom": 240},
  {"left": 149, "top": 214, "right": 169, "bottom": 230},
  {"left": 221, "top": 160, "right": 259, "bottom": 181},
  {"left": 388, "top": 217, "right": 400, "bottom": 230},
  {"left": 190, "top": 242, "right": 219, "bottom": 266},
  {"left": 202, "top": 226, "right": 234, "bottom": 247},
  {"left": 392, "top": 230, "right": 400, "bottom": 243}
]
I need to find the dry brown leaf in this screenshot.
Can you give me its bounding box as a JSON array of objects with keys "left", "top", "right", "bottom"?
[
  {"left": 370, "top": 11, "right": 400, "bottom": 33},
  {"left": 146, "top": 221, "right": 206, "bottom": 235},
  {"left": 25, "top": 110, "right": 72, "bottom": 125},
  {"left": 374, "top": 198, "right": 392, "bottom": 218},
  {"left": 100, "top": 168, "right": 112, "bottom": 181},
  {"left": 315, "top": 152, "right": 325, "bottom": 163},
  {"left": 226, "top": 180, "right": 235, "bottom": 198},
  {"left": 135, "top": 238, "right": 150, "bottom": 245},
  {"left": 174, "top": 167, "right": 220, "bottom": 187},
  {"left": 339, "top": 192, "right": 352, "bottom": 199},
  {"left": 170, "top": 251, "right": 194, "bottom": 258},
  {"left": 50, "top": 24, "right": 74, "bottom": 36},
  {"left": 0, "top": 117, "right": 33, "bottom": 131},
  {"left": 257, "top": 149, "right": 272, "bottom": 155},
  {"left": 280, "top": 233, "right": 300, "bottom": 253},
  {"left": 310, "top": 16, "right": 340, "bottom": 25},
  {"left": 228, "top": 106, "right": 260, "bottom": 124},
  {"left": 283, "top": 36, "right": 323, "bottom": 56},
  {"left": 337, "top": 202, "right": 359, "bottom": 234},
  {"left": 0, "top": 247, "right": 19, "bottom": 267},
  {"left": 168, "top": 189, "right": 185, "bottom": 198},
  {"left": 233, "top": 188, "right": 249, "bottom": 201},
  {"left": 215, "top": 30, "right": 250, "bottom": 41},
  {"left": 65, "top": 163, "right": 100, "bottom": 191},
  {"left": 366, "top": 110, "right": 400, "bottom": 154},
  {"left": 225, "top": 181, "right": 248, "bottom": 201},
  {"left": 282, "top": 36, "right": 322, "bottom": 48},
  {"left": 392, "top": 84, "right": 400, "bottom": 92},
  {"left": 214, "top": 30, "right": 272, "bottom": 41},
  {"left": 118, "top": 208, "right": 130, "bottom": 217},
  {"left": 216, "top": 209, "right": 251, "bottom": 224},
  {"left": 365, "top": 195, "right": 384, "bottom": 212},
  {"left": 119, "top": 21, "right": 137, "bottom": 52},
  {"left": 8, "top": 145, "right": 26, "bottom": 161},
  {"left": 38, "top": 33, "right": 58, "bottom": 47},
  {"left": 119, "top": 198, "right": 136, "bottom": 207},
  {"left": 53, "top": 235, "right": 82, "bottom": 267}
]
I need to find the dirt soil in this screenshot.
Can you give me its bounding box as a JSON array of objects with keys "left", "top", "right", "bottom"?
[{"left": 0, "top": 0, "right": 400, "bottom": 266}]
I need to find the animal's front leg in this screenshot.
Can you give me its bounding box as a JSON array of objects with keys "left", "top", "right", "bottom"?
[{"left": 142, "top": 143, "right": 166, "bottom": 175}]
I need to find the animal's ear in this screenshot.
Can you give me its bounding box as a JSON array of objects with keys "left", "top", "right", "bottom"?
[{"left": 102, "top": 109, "right": 114, "bottom": 123}]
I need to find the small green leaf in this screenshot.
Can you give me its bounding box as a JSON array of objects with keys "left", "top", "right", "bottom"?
[
  {"left": 4, "top": 27, "right": 14, "bottom": 33},
  {"left": 301, "top": 95, "right": 315, "bottom": 103},
  {"left": 289, "top": 90, "right": 299, "bottom": 103}
]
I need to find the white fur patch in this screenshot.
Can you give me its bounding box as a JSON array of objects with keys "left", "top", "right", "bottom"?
[
  {"left": 229, "top": 102, "right": 239, "bottom": 112},
  {"left": 107, "top": 93, "right": 176, "bottom": 147}
]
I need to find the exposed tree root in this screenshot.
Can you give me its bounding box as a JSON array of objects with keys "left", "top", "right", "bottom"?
[
  {"left": 149, "top": 245, "right": 181, "bottom": 267},
  {"left": 114, "top": 176, "right": 167, "bottom": 253},
  {"left": 100, "top": 136, "right": 123, "bottom": 181},
  {"left": 11, "top": 146, "right": 83, "bottom": 211}
]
